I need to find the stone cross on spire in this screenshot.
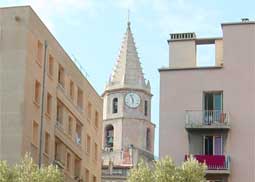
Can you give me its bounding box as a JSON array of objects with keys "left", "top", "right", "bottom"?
[{"left": 105, "top": 21, "right": 150, "bottom": 92}]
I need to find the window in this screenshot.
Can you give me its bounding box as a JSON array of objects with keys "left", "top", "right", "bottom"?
[
  {"left": 95, "top": 111, "right": 99, "bottom": 128},
  {"left": 86, "top": 135, "right": 91, "bottom": 154},
  {"left": 204, "top": 92, "right": 223, "bottom": 111},
  {"left": 44, "top": 132, "right": 50, "bottom": 154},
  {"left": 46, "top": 93, "right": 52, "bottom": 116},
  {"left": 69, "top": 80, "right": 74, "bottom": 100},
  {"left": 203, "top": 136, "right": 223, "bottom": 155},
  {"left": 36, "top": 40, "right": 43, "bottom": 65},
  {"left": 94, "top": 143, "right": 98, "bottom": 161},
  {"left": 58, "top": 64, "right": 65, "bottom": 88},
  {"left": 105, "top": 125, "right": 114, "bottom": 150},
  {"left": 88, "top": 102, "right": 92, "bottom": 121},
  {"left": 66, "top": 152, "right": 71, "bottom": 172},
  {"left": 32, "top": 121, "right": 39, "bottom": 146},
  {"left": 54, "top": 138, "right": 62, "bottom": 162},
  {"left": 85, "top": 169, "right": 90, "bottom": 182},
  {"left": 93, "top": 176, "right": 96, "bottom": 182},
  {"left": 48, "top": 54, "right": 54, "bottom": 77},
  {"left": 77, "top": 87, "right": 83, "bottom": 109},
  {"left": 144, "top": 100, "right": 148, "bottom": 116},
  {"left": 74, "top": 157, "right": 81, "bottom": 178},
  {"left": 34, "top": 80, "right": 41, "bottom": 104},
  {"left": 68, "top": 116, "right": 73, "bottom": 136},
  {"left": 203, "top": 92, "right": 223, "bottom": 124},
  {"left": 112, "top": 98, "right": 118, "bottom": 114},
  {"left": 146, "top": 128, "right": 150, "bottom": 151},
  {"left": 56, "top": 101, "right": 63, "bottom": 125},
  {"left": 75, "top": 121, "right": 82, "bottom": 145}
]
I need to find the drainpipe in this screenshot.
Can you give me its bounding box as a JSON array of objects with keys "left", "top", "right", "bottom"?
[{"left": 38, "top": 40, "right": 48, "bottom": 168}]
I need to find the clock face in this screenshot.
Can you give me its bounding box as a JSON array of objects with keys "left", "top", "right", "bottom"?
[{"left": 125, "top": 93, "right": 141, "bottom": 108}]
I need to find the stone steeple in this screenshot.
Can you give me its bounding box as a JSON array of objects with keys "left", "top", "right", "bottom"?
[
  {"left": 102, "top": 20, "right": 155, "bottom": 181},
  {"left": 105, "top": 22, "right": 150, "bottom": 92}
]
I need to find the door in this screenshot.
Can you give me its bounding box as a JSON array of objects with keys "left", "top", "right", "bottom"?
[
  {"left": 203, "top": 136, "right": 223, "bottom": 155},
  {"left": 204, "top": 92, "right": 223, "bottom": 124}
]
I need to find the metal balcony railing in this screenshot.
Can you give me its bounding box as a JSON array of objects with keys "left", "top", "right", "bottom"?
[
  {"left": 102, "top": 169, "right": 129, "bottom": 176},
  {"left": 185, "top": 110, "right": 230, "bottom": 129},
  {"left": 55, "top": 120, "right": 64, "bottom": 130},
  {"left": 185, "top": 155, "right": 231, "bottom": 171}
]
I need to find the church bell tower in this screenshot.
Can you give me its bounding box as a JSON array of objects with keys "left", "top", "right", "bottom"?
[{"left": 102, "top": 21, "right": 155, "bottom": 174}]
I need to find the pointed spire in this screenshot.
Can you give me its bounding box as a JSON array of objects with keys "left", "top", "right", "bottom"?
[{"left": 106, "top": 21, "right": 150, "bottom": 92}]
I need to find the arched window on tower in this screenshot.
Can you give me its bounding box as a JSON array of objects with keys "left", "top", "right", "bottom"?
[
  {"left": 112, "top": 98, "right": 118, "bottom": 114},
  {"left": 144, "top": 100, "right": 148, "bottom": 116},
  {"left": 105, "top": 125, "right": 114, "bottom": 151}
]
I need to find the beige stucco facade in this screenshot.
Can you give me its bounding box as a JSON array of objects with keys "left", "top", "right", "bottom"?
[
  {"left": 159, "top": 20, "right": 255, "bottom": 182},
  {"left": 0, "top": 6, "right": 102, "bottom": 182}
]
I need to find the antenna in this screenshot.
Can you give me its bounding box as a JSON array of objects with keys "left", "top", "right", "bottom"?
[
  {"left": 127, "top": 9, "right": 130, "bottom": 22},
  {"left": 127, "top": 9, "right": 131, "bottom": 27},
  {"left": 71, "top": 54, "right": 90, "bottom": 78}
]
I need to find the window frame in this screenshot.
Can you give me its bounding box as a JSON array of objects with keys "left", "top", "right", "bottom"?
[
  {"left": 44, "top": 132, "right": 50, "bottom": 155},
  {"left": 144, "top": 100, "right": 148, "bottom": 116},
  {"left": 32, "top": 120, "right": 39, "bottom": 146},
  {"left": 48, "top": 54, "right": 54, "bottom": 77},
  {"left": 112, "top": 97, "right": 118, "bottom": 114}
]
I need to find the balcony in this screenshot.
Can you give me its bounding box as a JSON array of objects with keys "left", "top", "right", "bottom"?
[
  {"left": 54, "top": 121, "right": 83, "bottom": 158},
  {"left": 185, "top": 110, "right": 230, "bottom": 131},
  {"left": 102, "top": 168, "right": 129, "bottom": 177},
  {"left": 55, "top": 120, "right": 64, "bottom": 130},
  {"left": 185, "top": 155, "right": 230, "bottom": 174}
]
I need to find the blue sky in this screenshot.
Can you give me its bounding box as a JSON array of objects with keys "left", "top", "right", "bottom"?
[{"left": 1, "top": 0, "right": 255, "bottom": 156}]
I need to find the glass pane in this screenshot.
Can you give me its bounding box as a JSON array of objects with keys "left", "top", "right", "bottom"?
[
  {"left": 214, "top": 93, "right": 222, "bottom": 111},
  {"left": 204, "top": 136, "right": 213, "bottom": 155},
  {"left": 214, "top": 136, "right": 222, "bottom": 155},
  {"left": 204, "top": 93, "right": 214, "bottom": 124}
]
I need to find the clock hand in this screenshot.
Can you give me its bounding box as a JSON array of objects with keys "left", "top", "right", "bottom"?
[{"left": 131, "top": 96, "right": 134, "bottom": 104}]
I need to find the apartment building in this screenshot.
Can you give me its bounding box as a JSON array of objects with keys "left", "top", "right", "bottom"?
[
  {"left": 0, "top": 6, "right": 102, "bottom": 182},
  {"left": 159, "top": 19, "right": 255, "bottom": 182}
]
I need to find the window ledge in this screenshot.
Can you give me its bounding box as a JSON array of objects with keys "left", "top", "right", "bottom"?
[
  {"left": 31, "top": 142, "right": 38, "bottom": 149},
  {"left": 47, "top": 72, "right": 54, "bottom": 80},
  {"left": 35, "top": 59, "right": 42, "bottom": 68},
  {"left": 93, "top": 124, "right": 97, "bottom": 130},
  {"left": 58, "top": 83, "right": 65, "bottom": 90},
  {"left": 43, "top": 152, "right": 50, "bottom": 158},
  {"left": 45, "top": 112, "right": 51, "bottom": 120},
  {"left": 33, "top": 100, "right": 40, "bottom": 108}
]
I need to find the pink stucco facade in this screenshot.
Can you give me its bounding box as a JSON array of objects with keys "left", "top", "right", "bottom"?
[{"left": 159, "top": 21, "right": 255, "bottom": 182}]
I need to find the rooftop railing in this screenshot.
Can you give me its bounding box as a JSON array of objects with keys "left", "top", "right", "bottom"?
[{"left": 185, "top": 110, "right": 230, "bottom": 130}]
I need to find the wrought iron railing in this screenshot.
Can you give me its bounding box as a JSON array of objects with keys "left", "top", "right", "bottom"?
[{"left": 185, "top": 110, "right": 230, "bottom": 127}]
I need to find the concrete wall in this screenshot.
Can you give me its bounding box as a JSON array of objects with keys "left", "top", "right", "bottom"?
[
  {"left": 0, "top": 6, "right": 29, "bottom": 164},
  {"left": 0, "top": 6, "right": 103, "bottom": 182},
  {"left": 169, "top": 40, "right": 196, "bottom": 68},
  {"left": 103, "top": 90, "right": 152, "bottom": 121},
  {"left": 159, "top": 22, "right": 255, "bottom": 182},
  {"left": 215, "top": 39, "right": 223, "bottom": 66},
  {"left": 188, "top": 131, "right": 228, "bottom": 155}
]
